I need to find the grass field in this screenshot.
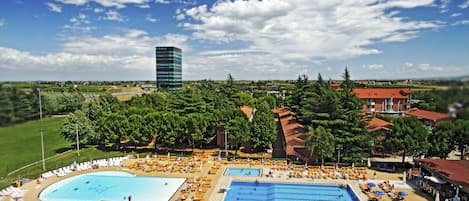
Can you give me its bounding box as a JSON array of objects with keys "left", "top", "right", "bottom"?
[
  {"left": 0, "top": 117, "right": 128, "bottom": 188},
  {"left": 0, "top": 147, "right": 125, "bottom": 188},
  {"left": 0, "top": 117, "right": 70, "bottom": 176}
]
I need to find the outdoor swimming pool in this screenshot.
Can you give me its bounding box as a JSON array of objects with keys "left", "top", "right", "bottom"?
[
  {"left": 224, "top": 168, "right": 261, "bottom": 177},
  {"left": 224, "top": 181, "right": 360, "bottom": 201},
  {"left": 39, "top": 171, "right": 185, "bottom": 201}
]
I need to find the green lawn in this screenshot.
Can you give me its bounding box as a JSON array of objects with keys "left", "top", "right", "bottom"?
[
  {"left": 0, "top": 117, "right": 70, "bottom": 176},
  {"left": 0, "top": 147, "right": 125, "bottom": 188},
  {"left": 0, "top": 117, "right": 129, "bottom": 189}
]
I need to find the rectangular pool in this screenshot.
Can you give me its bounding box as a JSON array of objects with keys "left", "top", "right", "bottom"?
[
  {"left": 224, "top": 181, "right": 360, "bottom": 201},
  {"left": 39, "top": 171, "right": 185, "bottom": 201},
  {"left": 224, "top": 168, "right": 261, "bottom": 177}
]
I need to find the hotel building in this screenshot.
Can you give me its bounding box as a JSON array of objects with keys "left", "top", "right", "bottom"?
[{"left": 155, "top": 46, "right": 182, "bottom": 91}]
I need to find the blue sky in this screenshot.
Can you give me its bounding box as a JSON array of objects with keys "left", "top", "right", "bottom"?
[{"left": 0, "top": 0, "right": 468, "bottom": 81}]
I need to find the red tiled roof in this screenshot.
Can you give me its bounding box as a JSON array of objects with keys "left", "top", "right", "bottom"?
[
  {"left": 273, "top": 108, "right": 307, "bottom": 160},
  {"left": 352, "top": 88, "right": 412, "bottom": 99},
  {"left": 366, "top": 117, "right": 393, "bottom": 132},
  {"left": 417, "top": 159, "right": 469, "bottom": 191},
  {"left": 405, "top": 108, "right": 451, "bottom": 122},
  {"left": 330, "top": 83, "right": 341, "bottom": 90},
  {"left": 240, "top": 105, "right": 254, "bottom": 119}
]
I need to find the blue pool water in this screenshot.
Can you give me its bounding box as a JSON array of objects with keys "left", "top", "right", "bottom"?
[
  {"left": 224, "top": 181, "right": 360, "bottom": 201},
  {"left": 39, "top": 171, "right": 185, "bottom": 201},
  {"left": 225, "top": 168, "right": 261, "bottom": 177}
]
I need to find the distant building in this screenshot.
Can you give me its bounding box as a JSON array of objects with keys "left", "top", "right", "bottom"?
[
  {"left": 352, "top": 88, "right": 412, "bottom": 114},
  {"left": 272, "top": 107, "right": 310, "bottom": 161},
  {"left": 155, "top": 46, "right": 182, "bottom": 91},
  {"left": 366, "top": 117, "right": 393, "bottom": 140},
  {"left": 404, "top": 108, "right": 452, "bottom": 129}
]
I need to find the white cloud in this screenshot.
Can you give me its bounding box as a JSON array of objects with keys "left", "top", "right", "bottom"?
[
  {"left": 439, "top": 0, "right": 451, "bottom": 13},
  {"left": 0, "top": 30, "right": 188, "bottom": 73},
  {"left": 155, "top": 0, "right": 170, "bottom": 4},
  {"left": 103, "top": 10, "right": 125, "bottom": 22},
  {"left": 63, "top": 13, "right": 93, "bottom": 33},
  {"left": 452, "top": 20, "right": 469, "bottom": 25},
  {"left": 175, "top": 13, "right": 185, "bottom": 20},
  {"left": 365, "top": 64, "right": 385, "bottom": 69},
  {"left": 93, "top": 8, "right": 104, "bottom": 13},
  {"left": 0, "top": 19, "right": 5, "bottom": 27},
  {"left": 145, "top": 14, "right": 158, "bottom": 22},
  {"left": 183, "top": 0, "right": 439, "bottom": 63},
  {"left": 45, "top": 2, "right": 62, "bottom": 13},
  {"left": 451, "top": 13, "right": 462, "bottom": 17},
  {"left": 138, "top": 4, "right": 150, "bottom": 8},
  {"left": 459, "top": 0, "right": 469, "bottom": 9},
  {"left": 57, "top": 0, "right": 150, "bottom": 9},
  {"left": 404, "top": 62, "right": 414, "bottom": 67}
]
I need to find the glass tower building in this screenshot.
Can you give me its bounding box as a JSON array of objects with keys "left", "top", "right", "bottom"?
[{"left": 155, "top": 46, "right": 182, "bottom": 91}]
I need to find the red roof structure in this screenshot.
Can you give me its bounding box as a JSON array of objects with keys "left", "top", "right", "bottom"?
[
  {"left": 352, "top": 88, "right": 412, "bottom": 99},
  {"left": 417, "top": 159, "right": 469, "bottom": 191},
  {"left": 272, "top": 108, "right": 308, "bottom": 161},
  {"left": 405, "top": 108, "right": 451, "bottom": 122},
  {"left": 240, "top": 105, "right": 254, "bottom": 121},
  {"left": 366, "top": 117, "right": 393, "bottom": 132}
]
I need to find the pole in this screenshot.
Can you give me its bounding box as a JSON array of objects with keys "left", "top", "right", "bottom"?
[
  {"left": 337, "top": 146, "right": 341, "bottom": 164},
  {"left": 38, "top": 88, "right": 45, "bottom": 171},
  {"left": 224, "top": 130, "right": 228, "bottom": 157},
  {"left": 76, "top": 124, "right": 80, "bottom": 156}
]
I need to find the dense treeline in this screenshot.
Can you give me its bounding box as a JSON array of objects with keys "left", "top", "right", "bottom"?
[
  {"left": 413, "top": 87, "right": 469, "bottom": 119},
  {"left": 0, "top": 85, "right": 84, "bottom": 126},
  {"left": 61, "top": 76, "right": 278, "bottom": 154},
  {"left": 288, "top": 69, "right": 371, "bottom": 163}
]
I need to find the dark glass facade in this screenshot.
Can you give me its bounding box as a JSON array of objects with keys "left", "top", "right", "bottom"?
[{"left": 155, "top": 46, "right": 182, "bottom": 91}]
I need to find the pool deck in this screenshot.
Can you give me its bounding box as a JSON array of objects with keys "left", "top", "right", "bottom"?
[{"left": 10, "top": 155, "right": 431, "bottom": 201}]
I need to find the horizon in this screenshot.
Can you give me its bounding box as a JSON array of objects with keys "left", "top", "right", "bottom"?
[{"left": 1, "top": 0, "right": 469, "bottom": 81}]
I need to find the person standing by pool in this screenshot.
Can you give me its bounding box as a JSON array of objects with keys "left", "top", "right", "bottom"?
[{"left": 128, "top": 195, "right": 132, "bottom": 201}]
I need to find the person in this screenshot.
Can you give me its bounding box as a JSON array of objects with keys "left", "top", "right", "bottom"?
[
  {"left": 128, "top": 195, "right": 132, "bottom": 201},
  {"left": 373, "top": 171, "right": 377, "bottom": 180}
]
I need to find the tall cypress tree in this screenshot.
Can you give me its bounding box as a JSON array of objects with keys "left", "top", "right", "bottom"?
[
  {"left": 12, "top": 90, "right": 34, "bottom": 122},
  {"left": 0, "top": 86, "right": 14, "bottom": 126},
  {"left": 251, "top": 101, "right": 277, "bottom": 151}
]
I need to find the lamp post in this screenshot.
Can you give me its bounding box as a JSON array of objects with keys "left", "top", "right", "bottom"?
[
  {"left": 76, "top": 123, "right": 80, "bottom": 156},
  {"left": 38, "top": 88, "right": 45, "bottom": 171},
  {"left": 224, "top": 130, "right": 228, "bottom": 157},
  {"left": 336, "top": 145, "right": 343, "bottom": 164}
]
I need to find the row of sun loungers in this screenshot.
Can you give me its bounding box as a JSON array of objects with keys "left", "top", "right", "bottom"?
[
  {"left": 41, "top": 157, "right": 128, "bottom": 178},
  {"left": 177, "top": 176, "right": 213, "bottom": 201},
  {"left": 0, "top": 186, "right": 27, "bottom": 199}
]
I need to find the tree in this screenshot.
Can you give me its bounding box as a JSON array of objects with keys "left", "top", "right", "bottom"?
[
  {"left": 127, "top": 114, "right": 148, "bottom": 148},
  {"left": 305, "top": 126, "right": 335, "bottom": 165},
  {"left": 232, "top": 92, "right": 255, "bottom": 107},
  {"left": 61, "top": 110, "right": 96, "bottom": 145},
  {"left": 0, "top": 87, "right": 14, "bottom": 126},
  {"left": 250, "top": 101, "right": 277, "bottom": 151},
  {"left": 97, "top": 112, "right": 129, "bottom": 149},
  {"left": 159, "top": 113, "right": 186, "bottom": 150},
  {"left": 144, "top": 112, "right": 164, "bottom": 151},
  {"left": 12, "top": 90, "right": 34, "bottom": 122},
  {"left": 428, "top": 122, "right": 454, "bottom": 159},
  {"left": 453, "top": 120, "right": 469, "bottom": 160},
  {"left": 225, "top": 116, "right": 251, "bottom": 157},
  {"left": 186, "top": 113, "right": 210, "bottom": 153},
  {"left": 385, "top": 116, "right": 429, "bottom": 164}
]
